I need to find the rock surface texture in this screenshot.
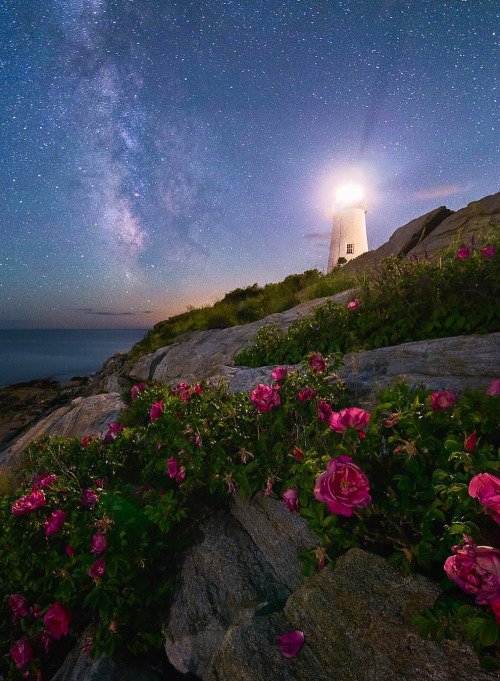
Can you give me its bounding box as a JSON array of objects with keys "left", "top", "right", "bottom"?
[
  {"left": 1, "top": 393, "right": 127, "bottom": 466},
  {"left": 340, "top": 332, "right": 500, "bottom": 406},
  {"left": 163, "top": 495, "right": 495, "bottom": 681}
]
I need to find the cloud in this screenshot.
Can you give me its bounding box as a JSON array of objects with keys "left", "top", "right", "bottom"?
[
  {"left": 303, "top": 231, "right": 331, "bottom": 241},
  {"left": 414, "top": 185, "right": 467, "bottom": 200}
]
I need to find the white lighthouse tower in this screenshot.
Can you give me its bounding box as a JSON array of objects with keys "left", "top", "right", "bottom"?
[{"left": 327, "top": 184, "right": 368, "bottom": 272}]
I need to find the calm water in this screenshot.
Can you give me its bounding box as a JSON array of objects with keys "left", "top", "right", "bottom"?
[{"left": 0, "top": 329, "right": 148, "bottom": 388}]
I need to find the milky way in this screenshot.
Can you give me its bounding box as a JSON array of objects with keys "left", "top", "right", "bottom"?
[{"left": 1, "top": 0, "right": 498, "bottom": 327}]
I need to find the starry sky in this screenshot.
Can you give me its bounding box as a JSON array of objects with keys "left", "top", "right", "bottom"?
[{"left": 0, "top": 0, "right": 498, "bottom": 329}]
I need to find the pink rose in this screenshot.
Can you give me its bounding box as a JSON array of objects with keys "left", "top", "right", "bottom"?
[
  {"left": 167, "top": 457, "right": 179, "bottom": 479},
  {"left": 131, "top": 383, "right": 146, "bottom": 400},
  {"left": 44, "top": 602, "right": 72, "bottom": 639},
  {"left": 272, "top": 366, "right": 288, "bottom": 381},
  {"left": 464, "top": 432, "right": 477, "bottom": 452},
  {"left": 249, "top": 384, "right": 281, "bottom": 412},
  {"left": 293, "top": 447, "right": 304, "bottom": 461},
  {"left": 278, "top": 630, "right": 305, "bottom": 658},
  {"left": 91, "top": 533, "right": 107, "bottom": 554},
  {"left": 444, "top": 538, "right": 500, "bottom": 604},
  {"left": 107, "top": 422, "right": 124, "bottom": 437},
  {"left": 314, "top": 455, "right": 371, "bottom": 516},
  {"left": 485, "top": 379, "right": 500, "bottom": 396},
  {"left": 193, "top": 383, "right": 203, "bottom": 394},
  {"left": 384, "top": 413, "right": 399, "bottom": 428},
  {"left": 8, "top": 594, "right": 29, "bottom": 620},
  {"left": 10, "top": 637, "right": 34, "bottom": 669},
  {"left": 66, "top": 544, "right": 75, "bottom": 557},
  {"left": 88, "top": 557, "right": 106, "bottom": 579},
  {"left": 469, "top": 473, "right": 500, "bottom": 523},
  {"left": 298, "top": 387, "right": 316, "bottom": 401},
  {"left": 330, "top": 407, "right": 370, "bottom": 436},
  {"left": 309, "top": 353, "right": 326, "bottom": 374},
  {"left": 82, "top": 488, "right": 99, "bottom": 506},
  {"left": 481, "top": 246, "right": 496, "bottom": 259},
  {"left": 283, "top": 487, "right": 300, "bottom": 513},
  {"left": 347, "top": 298, "right": 359, "bottom": 309},
  {"left": 150, "top": 400, "right": 164, "bottom": 423},
  {"left": 317, "top": 401, "right": 333, "bottom": 423},
  {"left": 45, "top": 510, "right": 66, "bottom": 537},
  {"left": 457, "top": 247, "right": 471, "bottom": 259},
  {"left": 431, "top": 390, "right": 457, "bottom": 411},
  {"left": 34, "top": 472, "right": 57, "bottom": 489},
  {"left": 11, "top": 490, "right": 46, "bottom": 515},
  {"left": 81, "top": 435, "right": 96, "bottom": 448},
  {"left": 176, "top": 467, "right": 186, "bottom": 483}
]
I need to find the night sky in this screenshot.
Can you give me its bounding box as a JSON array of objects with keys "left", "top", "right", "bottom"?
[{"left": 1, "top": 0, "right": 498, "bottom": 329}]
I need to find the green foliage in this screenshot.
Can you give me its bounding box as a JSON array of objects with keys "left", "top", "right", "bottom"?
[
  {"left": 235, "top": 234, "right": 500, "bottom": 367},
  {"left": 1, "top": 366, "right": 499, "bottom": 677},
  {"left": 129, "top": 268, "right": 355, "bottom": 359}
]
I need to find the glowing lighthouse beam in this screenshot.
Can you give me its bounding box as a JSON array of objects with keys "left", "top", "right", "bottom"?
[{"left": 327, "top": 184, "right": 368, "bottom": 272}]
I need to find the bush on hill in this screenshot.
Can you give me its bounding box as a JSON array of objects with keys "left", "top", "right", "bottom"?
[{"left": 235, "top": 237, "right": 500, "bottom": 367}]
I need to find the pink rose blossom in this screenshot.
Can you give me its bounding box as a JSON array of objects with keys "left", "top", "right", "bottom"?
[
  {"left": 176, "top": 467, "right": 186, "bottom": 483},
  {"left": 88, "top": 557, "right": 106, "bottom": 579},
  {"left": 194, "top": 383, "right": 203, "bottom": 394},
  {"left": 298, "top": 387, "right": 316, "bottom": 401},
  {"left": 317, "top": 401, "right": 333, "bottom": 423},
  {"left": 314, "top": 455, "right": 371, "bottom": 517},
  {"left": 91, "top": 533, "right": 107, "bottom": 554},
  {"left": 278, "top": 630, "right": 305, "bottom": 658},
  {"left": 249, "top": 384, "right": 281, "bottom": 412},
  {"left": 107, "top": 422, "right": 124, "bottom": 437},
  {"left": 150, "top": 401, "right": 164, "bottom": 423},
  {"left": 10, "top": 637, "right": 34, "bottom": 669},
  {"left": 468, "top": 473, "right": 500, "bottom": 523},
  {"left": 272, "top": 366, "right": 288, "bottom": 381},
  {"left": 131, "top": 383, "right": 146, "bottom": 400},
  {"left": 431, "top": 390, "right": 457, "bottom": 411},
  {"left": 347, "top": 298, "right": 359, "bottom": 309},
  {"left": 464, "top": 432, "right": 477, "bottom": 452},
  {"left": 82, "top": 488, "right": 99, "bottom": 506},
  {"left": 485, "top": 379, "right": 500, "bottom": 396},
  {"left": 8, "top": 594, "right": 29, "bottom": 620},
  {"left": 309, "top": 353, "right": 326, "bottom": 374},
  {"left": 12, "top": 490, "right": 46, "bottom": 515},
  {"left": 30, "top": 604, "right": 42, "bottom": 618},
  {"left": 66, "top": 544, "right": 75, "bottom": 557},
  {"left": 44, "top": 602, "right": 72, "bottom": 639},
  {"left": 34, "top": 472, "right": 57, "bottom": 489},
  {"left": 444, "top": 538, "right": 500, "bottom": 604},
  {"left": 293, "top": 447, "right": 304, "bottom": 461},
  {"left": 330, "top": 407, "right": 371, "bottom": 436},
  {"left": 283, "top": 487, "right": 300, "bottom": 513},
  {"left": 40, "top": 630, "right": 52, "bottom": 653},
  {"left": 457, "top": 247, "right": 471, "bottom": 259},
  {"left": 81, "top": 435, "right": 96, "bottom": 448},
  {"left": 167, "top": 457, "right": 179, "bottom": 479},
  {"left": 384, "top": 413, "right": 399, "bottom": 428},
  {"left": 44, "top": 510, "right": 66, "bottom": 537},
  {"left": 481, "top": 246, "right": 496, "bottom": 260}
]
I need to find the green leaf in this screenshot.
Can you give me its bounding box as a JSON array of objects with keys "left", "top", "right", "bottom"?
[{"left": 479, "top": 619, "right": 498, "bottom": 647}]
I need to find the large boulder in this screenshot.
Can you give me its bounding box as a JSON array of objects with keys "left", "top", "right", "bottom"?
[
  {"left": 339, "top": 332, "right": 500, "bottom": 405},
  {"left": 0, "top": 393, "right": 127, "bottom": 467},
  {"left": 163, "top": 495, "right": 495, "bottom": 681},
  {"left": 129, "top": 291, "right": 355, "bottom": 386}
]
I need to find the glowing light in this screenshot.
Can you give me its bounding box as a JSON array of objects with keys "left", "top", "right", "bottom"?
[{"left": 334, "top": 184, "right": 365, "bottom": 209}]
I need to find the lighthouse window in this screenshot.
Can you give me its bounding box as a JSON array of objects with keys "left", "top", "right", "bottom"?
[{"left": 346, "top": 244, "right": 354, "bottom": 254}]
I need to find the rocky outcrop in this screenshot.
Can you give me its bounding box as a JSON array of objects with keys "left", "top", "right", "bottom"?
[
  {"left": 407, "top": 191, "right": 500, "bottom": 259},
  {"left": 128, "top": 291, "right": 356, "bottom": 387},
  {"left": 163, "top": 495, "right": 494, "bottom": 681},
  {"left": 339, "top": 332, "right": 500, "bottom": 406},
  {"left": 0, "top": 393, "right": 127, "bottom": 467}
]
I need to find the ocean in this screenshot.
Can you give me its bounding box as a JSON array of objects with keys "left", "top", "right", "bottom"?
[{"left": 0, "top": 328, "right": 148, "bottom": 389}]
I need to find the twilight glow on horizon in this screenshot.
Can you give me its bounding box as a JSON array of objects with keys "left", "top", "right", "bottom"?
[{"left": 0, "top": 0, "right": 498, "bottom": 329}]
